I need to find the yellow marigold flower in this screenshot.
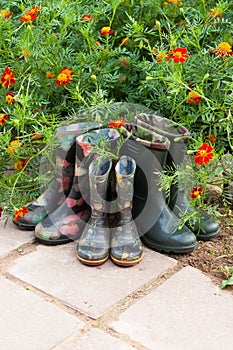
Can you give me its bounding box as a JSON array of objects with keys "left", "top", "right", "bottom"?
[
  {"left": 187, "top": 91, "right": 202, "bottom": 105},
  {"left": 46, "top": 72, "right": 54, "bottom": 78},
  {"left": 7, "top": 140, "right": 21, "bottom": 154},
  {"left": 216, "top": 42, "right": 233, "bottom": 59},
  {"left": 209, "top": 7, "right": 223, "bottom": 19},
  {"left": 1, "top": 9, "right": 13, "bottom": 19},
  {"left": 164, "top": 0, "right": 181, "bottom": 6},
  {"left": 6, "top": 91, "right": 15, "bottom": 104}
]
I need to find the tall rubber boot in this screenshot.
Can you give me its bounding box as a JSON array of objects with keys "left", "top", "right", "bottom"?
[
  {"left": 134, "top": 113, "right": 220, "bottom": 241},
  {"left": 35, "top": 128, "right": 119, "bottom": 245},
  {"left": 13, "top": 122, "right": 99, "bottom": 230},
  {"left": 221, "top": 153, "right": 233, "bottom": 206},
  {"left": 77, "top": 157, "right": 112, "bottom": 266},
  {"left": 110, "top": 156, "right": 143, "bottom": 267},
  {"left": 120, "top": 126, "right": 197, "bottom": 253}
]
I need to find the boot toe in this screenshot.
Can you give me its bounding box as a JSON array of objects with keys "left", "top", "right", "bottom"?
[{"left": 192, "top": 211, "right": 220, "bottom": 241}]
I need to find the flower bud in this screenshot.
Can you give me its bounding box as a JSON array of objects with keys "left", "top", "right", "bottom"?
[
  {"left": 146, "top": 76, "right": 153, "bottom": 81},
  {"left": 91, "top": 74, "right": 97, "bottom": 81},
  {"left": 187, "top": 150, "right": 195, "bottom": 154},
  {"left": 156, "top": 20, "right": 161, "bottom": 29}
]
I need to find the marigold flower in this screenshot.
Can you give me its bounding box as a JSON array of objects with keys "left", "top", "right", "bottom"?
[
  {"left": 6, "top": 91, "right": 15, "bottom": 104},
  {"left": 194, "top": 143, "right": 214, "bottom": 165},
  {"left": 20, "top": 6, "right": 40, "bottom": 23},
  {"left": 46, "top": 72, "right": 54, "bottom": 78},
  {"left": 1, "top": 67, "right": 15, "bottom": 89},
  {"left": 121, "top": 37, "right": 130, "bottom": 46},
  {"left": 119, "top": 57, "right": 128, "bottom": 66},
  {"left": 55, "top": 67, "right": 74, "bottom": 87},
  {"left": 0, "top": 113, "right": 8, "bottom": 126},
  {"left": 108, "top": 118, "right": 126, "bottom": 129},
  {"left": 13, "top": 206, "right": 29, "bottom": 221},
  {"left": 208, "top": 134, "right": 217, "bottom": 143},
  {"left": 0, "top": 9, "right": 13, "bottom": 19},
  {"left": 216, "top": 42, "right": 233, "bottom": 59},
  {"left": 32, "top": 131, "right": 42, "bottom": 139},
  {"left": 154, "top": 49, "right": 168, "bottom": 62},
  {"left": 100, "top": 26, "right": 114, "bottom": 36},
  {"left": 81, "top": 14, "right": 94, "bottom": 22},
  {"left": 187, "top": 91, "right": 202, "bottom": 105},
  {"left": 6, "top": 140, "right": 21, "bottom": 154},
  {"left": 190, "top": 187, "right": 203, "bottom": 199},
  {"left": 14, "top": 158, "right": 27, "bottom": 171},
  {"left": 77, "top": 142, "right": 93, "bottom": 157},
  {"left": 164, "top": 0, "right": 181, "bottom": 6},
  {"left": 209, "top": 7, "right": 223, "bottom": 19},
  {"left": 167, "top": 47, "right": 189, "bottom": 63}
]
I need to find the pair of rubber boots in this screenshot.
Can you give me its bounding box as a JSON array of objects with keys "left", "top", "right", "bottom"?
[
  {"left": 120, "top": 113, "right": 220, "bottom": 254},
  {"left": 76, "top": 155, "right": 142, "bottom": 267}
]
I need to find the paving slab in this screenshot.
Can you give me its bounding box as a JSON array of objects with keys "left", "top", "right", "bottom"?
[
  {"left": 110, "top": 266, "right": 233, "bottom": 350},
  {"left": 0, "top": 218, "right": 34, "bottom": 257},
  {"left": 0, "top": 275, "right": 84, "bottom": 350},
  {"left": 54, "top": 329, "right": 135, "bottom": 350},
  {"left": 9, "top": 242, "right": 176, "bottom": 318}
]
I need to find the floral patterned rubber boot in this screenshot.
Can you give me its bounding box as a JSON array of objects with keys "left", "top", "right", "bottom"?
[
  {"left": 12, "top": 122, "right": 99, "bottom": 230},
  {"left": 77, "top": 157, "right": 112, "bottom": 266},
  {"left": 110, "top": 156, "right": 143, "bottom": 267},
  {"left": 35, "top": 128, "right": 119, "bottom": 245}
]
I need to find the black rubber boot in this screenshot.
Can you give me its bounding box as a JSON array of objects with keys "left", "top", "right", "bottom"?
[
  {"left": 120, "top": 138, "right": 197, "bottom": 254},
  {"left": 134, "top": 113, "right": 220, "bottom": 241}
]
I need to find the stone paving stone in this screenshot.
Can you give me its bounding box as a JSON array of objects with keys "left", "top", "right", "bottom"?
[
  {"left": 0, "top": 218, "right": 34, "bottom": 257},
  {"left": 55, "top": 329, "right": 135, "bottom": 350},
  {"left": 9, "top": 242, "right": 176, "bottom": 319},
  {"left": 110, "top": 266, "right": 233, "bottom": 350},
  {"left": 0, "top": 275, "right": 84, "bottom": 350}
]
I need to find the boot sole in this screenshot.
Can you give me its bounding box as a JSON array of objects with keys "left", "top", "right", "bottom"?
[
  {"left": 141, "top": 236, "right": 197, "bottom": 254},
  {"left": 35, "top": 235, "right": 78, "bottom": 246},
  {"left": 76, "top": 252, "right": 109, "bottom": 266},
  {"left": 196, "top": 227, "right": 220, "bottom": 241},
  {"left": 110, "top": 253, "right": 143, "bottom": 267},
  {"left": 13, "top": 219, "right": 36, "bottom": 231}
]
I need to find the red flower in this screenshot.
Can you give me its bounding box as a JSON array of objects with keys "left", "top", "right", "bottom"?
[
  {"left": 0, "top": 113, "right": 9, "bottom": 126},
  {"left": 194, "top": 143, "right": 214, "bottom": 165},
  {"left": 190, "top": 187, "right": 203, "bottom": 199},
  {"left": 0, "top": 10, "right": 13, "bottom": 19},
  {"left": 55, "top": 67, "right": 74, "bottom": 86},
  {"left": 1, "top": 68, "right": 15, "bottom": 88},
  {"left": 100, "top": 26, "right": 114, "bottom": 36},
  {"left": 0, "top": 207, "right": 3, "bottom": 218},
  {"left": 187, "top": 91, "right": 202, "bottom": 105},
  {"left": 20, "top": 6, "right": 40, "bottom": 22},
  {"left": 13, "top": 206, "right": 29, "bottom": 221},
  {"left": 14, "top": 159, "right": 27, "bottom": 171},
  {"left": 167, "top": 47, "right": 190, "bottom": 63},
  {"left": 81, "top": 14, "right": 94, "bottom": 22},
  {"left": 108, "top": 118, "right": 126, "bottom": 128},
  {"left": 208, "top": 134, "right": 217, "bottom": 143}
]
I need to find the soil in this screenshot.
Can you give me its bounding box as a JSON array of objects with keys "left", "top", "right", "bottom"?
[{"left": 168, "top": 202, "right": 233, "bottom": 291}]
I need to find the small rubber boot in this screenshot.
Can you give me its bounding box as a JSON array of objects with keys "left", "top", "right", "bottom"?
[
  {"left": 35, "top": 128, "right": 119, "bottom": 245},
  {"left": 134, "top": 113, "right": 220, "bottom": 241},
  {"left": 120, "top": 132, "right": 197, "bottom": 254},
  {"left": 77, "top": 157, "right": 112, "bottom": 266},
  {"left": 13, "top": 122, "right": 99, "bottom": 230},
  {"left": 110, "top": 156, "right": 143, "bottom": 267}
]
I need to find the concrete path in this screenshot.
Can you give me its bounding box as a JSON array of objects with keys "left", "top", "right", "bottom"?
[{"left": 0, "top": 218, "right": 233, "bottom": 350}]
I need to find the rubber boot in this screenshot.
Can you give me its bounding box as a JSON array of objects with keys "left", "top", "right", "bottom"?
[
  {"left": 13, "top": 122, "right": 99, "bottom": 230},
  {"left": 134, "top": 113, "right": 220, "bottom": 241},
  {"left": 120, "top": 127, "right": 197, "bottom": 254},
  {"left": 221, "top": 153, "right": 233, "bottom": 206},
  {"left": 77, "top": 157, "right": 112, "bottom": 266},
  {"left": 35, "top": 128, "right": 119, "bottom": 245},
  {"left": 110, "top": 156, "right": 143, "bottom": 267}
]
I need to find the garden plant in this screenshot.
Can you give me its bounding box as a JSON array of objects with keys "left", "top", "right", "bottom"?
[{"left": 0, "top": 0, "right": 233, "bottom": 284}]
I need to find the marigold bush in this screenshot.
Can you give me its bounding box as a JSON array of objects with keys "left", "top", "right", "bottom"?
[{"left": 0, "top": 0, "right": 233, "bottom": 214}]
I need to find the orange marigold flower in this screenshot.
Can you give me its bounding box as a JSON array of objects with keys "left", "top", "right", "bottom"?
[
  {"left": 154, "top": 49, "right": 168, "bottom": 62},
  {"left": 6, "top": 91, "right": 15, "bottom": 104},
  {"left": 0, "top": 9, "right": 13, "bottom": 19},
  {"left": 1, "top": 67, "right": 15, "bottom": 89},
  {"left": 14, "top": 158, "right": 27, "bottom": 171},
  {"left": 100, "top": 26, "right": 114, "bottom": 36},
  {"left": 119, "top": 57, "right": 128, "bottom": 66},
  {"left": 0, "top": 113, "right": 8, "bottom": 126},
  {"left": 164, "top": 0, "right": 181, "bottom": 6},
  {"left": 13, "top": 206, "right": 29, "bottom": 221},
  {"left": 46, "top": 72, "right": 54, "bottom": 78},
  {"left": 190, "top": 187, "right": 203, "bottom": 199},
  {"left": 81, "top": 14, "right": 94, "bottom": 22},
  {"left": 32, "top": 131, "right": 42, "bottom": 139},
  {"left": 108, "top": 118, "right": 126, "bottom": 129},
  {"left": 6, "top": 140, "right": 21, "bottom": 155},
  {"left": 167, "top": 47, "right": 189, "bottom": 63},
  {"left": 55, "top": 67, "right": 74, "bottom": 87},
  {"left": 187, "top": 91, "right": 202, "bottom": 105},
  {"left": 208, "top": 134, "right": 217, "bottom": 143},
  {"left": 209, "top": 7, "right": 223, "bottom": 19},
  {"left": 216, "top": 42, "right": 233, "bottom": 59},
  {"left": 20, "top": 6, "right": 40, "bottom": 23},
  {"left": 121, "top": 37, "right": 130, "bottom": 46},
  {"left": 194, "top": 143, "right": 214, "bottom": 165}
]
